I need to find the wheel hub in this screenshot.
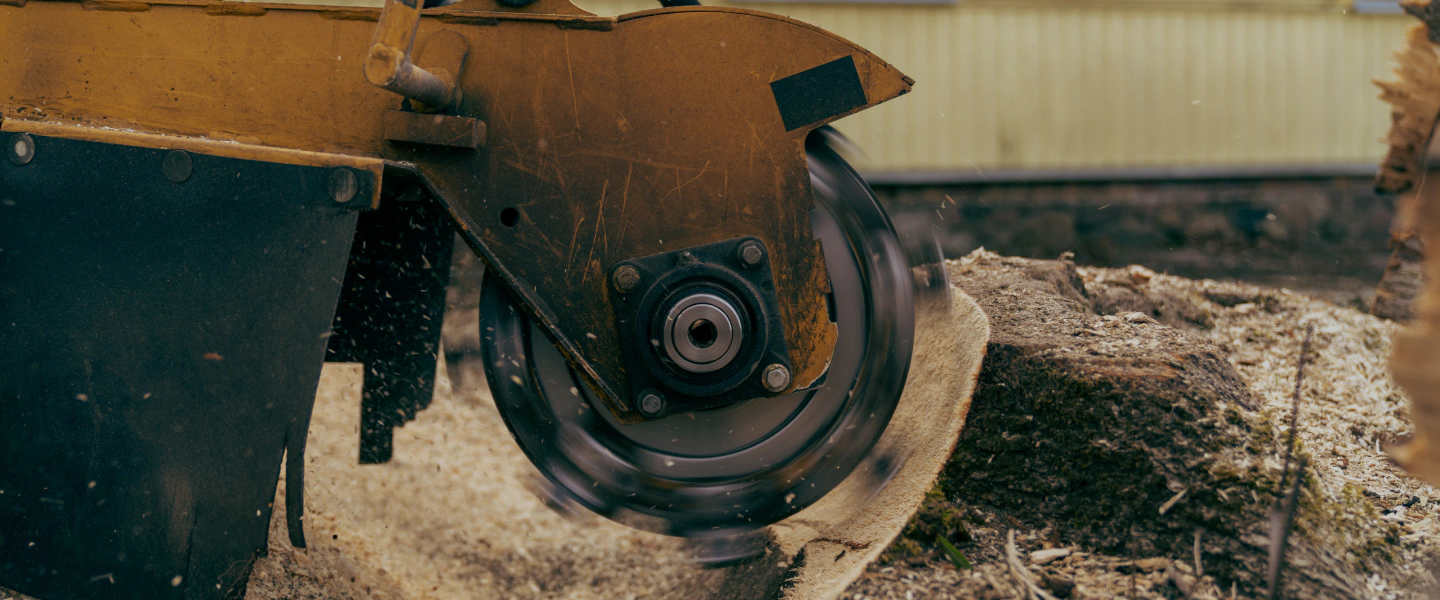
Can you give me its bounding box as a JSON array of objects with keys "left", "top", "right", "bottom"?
[
  {"left": 479, "top": 136, "right": 915, "bottom": 536},
  {"left": 604, "top": 239, "right": 793, "bottom": 417},
  {"left": 662, "top": 292, "right": 744, "bottom": 374}
]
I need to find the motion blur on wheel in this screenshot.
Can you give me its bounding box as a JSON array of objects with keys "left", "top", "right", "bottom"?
[
  {"left": 481, "top": 131, "right": 915, "bottom": 538},
  {"left": 0, "top": 0, "right": 928, "bottom": 597}
]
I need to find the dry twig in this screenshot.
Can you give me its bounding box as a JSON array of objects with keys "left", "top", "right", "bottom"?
[
  {"left": 1129, "top": 526, "right": 1139, "bottom": 600},
  {"left": 1004, "top": 530, "right": 1059, "bottom": 600},
  {"left": 1158, "top": 486, "right": 1188, "bottom": 515},
  {"left": 1165, "top": 561, "right": 1195, "bottom": 599},
  {"left": 981, "top": 565, "right": 1015, "bottom": 597},
  {"left": 1266, "top": 326, "right": 1315, "bottom": 599},
  {"left": 1193, "top": 528, "right": 1204, "bottom": 578},
  {"left": 1267, "top": 457, "right": 1309, "bottom": 599},
  {"left": 1277, "top": 325, "right": 1314, "bottom": 493}
]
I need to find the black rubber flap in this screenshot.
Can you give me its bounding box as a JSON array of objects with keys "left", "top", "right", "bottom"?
[
  {"left": 0, "top": 135, "right": 364, "bottom": 600},
  {"left": 770, "top": 55, "right": 867, "bottom": 132}
]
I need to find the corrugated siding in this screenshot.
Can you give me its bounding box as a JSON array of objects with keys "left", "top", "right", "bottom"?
[
  {"left": 588, "top": 0, "right": 1411, "bottom": 173},
  {"left": 276, "top": 0, "right": 1412, "bottom": 173}
]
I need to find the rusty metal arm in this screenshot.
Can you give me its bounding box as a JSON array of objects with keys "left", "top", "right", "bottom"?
[{"left": 365, "top": 0, "right": 456, "bottom": 112}]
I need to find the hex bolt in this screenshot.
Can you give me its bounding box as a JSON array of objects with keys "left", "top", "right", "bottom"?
[
  {"left": 761, "top": 364, "right": 791, "bottom": 393},
  {"left": 637, "top": 390, "right": 666, "bottom": 418},
  {"left": 737, "top": 240, "right": 766, "bottom": 268},
  {"left": 162, "top": 150, "right": 193, "bottom": 184},
  {"left": 7, "top": 133, "right": 34, "bottom": 166},
  {"left": 613, "top": 264, "right": 641, "bottom": 293},
  {"left": 328, "top": 168, "right": 358, "bottom": 204}
]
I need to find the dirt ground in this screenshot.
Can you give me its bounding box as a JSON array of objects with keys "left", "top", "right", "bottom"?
[
  {"left": 243, "top": 357, "right": 748, "bottom": 600},
  {"left": 239, "top": 282, "right": 988, "bottom": 600},
  {"left": 246, "top": 251, "right": 1435, "bottom": 600},
  {"left": 4, "top": 251, "right": 1429, "bottom": 600}
]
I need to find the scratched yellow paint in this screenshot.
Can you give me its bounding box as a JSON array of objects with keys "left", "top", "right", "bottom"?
[{"left": 277, "top": 0, "right": 1412, "bottom": 174}]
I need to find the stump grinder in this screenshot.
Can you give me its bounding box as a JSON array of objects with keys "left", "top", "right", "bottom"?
[{"left": 0, "top": 0, "right": 931, "bottom": 597}]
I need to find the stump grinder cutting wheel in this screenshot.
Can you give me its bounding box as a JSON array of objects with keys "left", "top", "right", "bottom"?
[
  {"left": 481, "top": 133, "right": 915, "bottom": 538},
  {"left": 0, "top": 0, "right": 952, "bottom": 597}
]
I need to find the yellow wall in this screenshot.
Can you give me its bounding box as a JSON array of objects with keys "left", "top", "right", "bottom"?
[
  {"left": 588, "top": 0, "right": 1411, "bottom": 175},
  {"left": 279, "top": 0, "right": 1413, "bottom": 174}
]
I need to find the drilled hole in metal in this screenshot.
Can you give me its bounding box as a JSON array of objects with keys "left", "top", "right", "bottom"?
[
  {"left": 500, "top": 207, "right": 520, "bottom": 227},
  {"left": 688, "top": 319, "right": 719, "bottom": 349}
]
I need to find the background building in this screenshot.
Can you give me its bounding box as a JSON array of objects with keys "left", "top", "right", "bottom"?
[{"left": 592, "top": 0, "right": 1406, "bottom": 177}]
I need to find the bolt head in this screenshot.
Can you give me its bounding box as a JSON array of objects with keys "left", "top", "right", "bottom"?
[
  {"left": 162, "top": 150, "right": 193, "bottom": 184},
  {"left": 638, "top": 391, "right": 665, "bottom": 417},
  {"left": 7, "top": 133, "right": 34, "bottom": 166},
  {"left": 761, "top": 364, "right": 791, "bottom": 393},
  {"left": 613, "top": 265, "right": 641, "bottom": 293},
  {"left": 737, "top": 240, "right": 766, "bottom": 268},
  {"left": 328, "top": 168, "right": 358, "bottom": 204}
]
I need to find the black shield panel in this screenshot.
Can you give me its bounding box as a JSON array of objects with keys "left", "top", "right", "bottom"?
[{"left": 0, "top": 135, "right": 367, "bottom": 600}]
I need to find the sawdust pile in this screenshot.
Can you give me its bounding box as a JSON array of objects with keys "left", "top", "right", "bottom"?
[
  {"left": 242, "top": 360, "right": 750, "bottom": 600},
  {"left": 238, "top": 275, "right": 987, "bottom": 600},
  {"left": 848, "top": 250, "right": 1437, "bottom": 599}
]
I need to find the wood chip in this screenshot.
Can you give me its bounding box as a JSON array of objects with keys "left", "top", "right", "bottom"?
[{"left": 1029, "top": 548, "right": 1070, "bottom": 566}]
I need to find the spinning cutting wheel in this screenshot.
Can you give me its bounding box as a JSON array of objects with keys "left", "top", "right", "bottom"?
[{"left": 480, "top": 135, "right": 916, "bottom": 536}]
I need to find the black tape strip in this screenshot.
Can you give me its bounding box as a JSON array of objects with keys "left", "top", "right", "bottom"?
[{"left": 770, "top": 55, "right": 867, "bottom": 132}]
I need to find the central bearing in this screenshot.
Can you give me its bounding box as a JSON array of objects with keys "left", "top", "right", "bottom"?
[
  {"left": 606, "top": 237, "right": 793, "bottom": 415},
  {"left": 661, "top": 293, "right": 744, "bottom": 374}
]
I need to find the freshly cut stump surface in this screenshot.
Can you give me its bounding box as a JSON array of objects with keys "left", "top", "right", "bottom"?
[{"left": 849, "top": 251, "right": 1439, "bottom": 599}]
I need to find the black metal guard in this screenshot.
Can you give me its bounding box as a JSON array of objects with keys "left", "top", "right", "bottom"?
[{"left": 0, "top": 135, "right": 368, "bottom": 600}]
